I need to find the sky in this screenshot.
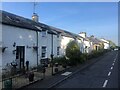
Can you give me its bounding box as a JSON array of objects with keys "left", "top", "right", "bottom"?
[{"left": 1, "top": 2, "right": 118, "bottom": 45}]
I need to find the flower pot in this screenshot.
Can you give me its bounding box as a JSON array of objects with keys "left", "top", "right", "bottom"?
[
  {"left": 62, "top": 65, "right": 67, "bottom": 68},
  {"left": 54, "top": 68, "right": 58, "bottom": 72},
  {"left": 28, "top": 72, "right": 34, "bottom": 82}
]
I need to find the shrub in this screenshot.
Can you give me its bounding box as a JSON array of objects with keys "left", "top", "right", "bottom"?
[
  {"left": 88, "top": 49, "right": 106, "bottom": 59},
  {"left": 80, "top": 53, "right": 88, "bottom": 63},
  {"left": 53, "top": 56, "right": 67, "bottom": 66},
  {"left": 66, "top": 40, "right": 82, "bottom": 65}
]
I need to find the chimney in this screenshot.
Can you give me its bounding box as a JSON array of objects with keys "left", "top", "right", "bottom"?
[
  {"left": 79, "top": 32, "right": 86, "bottom": 38},
  {"left": 32, "top": 13, "right": 39, "bottom": 22}
]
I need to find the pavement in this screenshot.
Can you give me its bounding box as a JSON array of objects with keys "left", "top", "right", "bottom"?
[{"left": 19, "top": 51, "right": 113, "bottom": 89}]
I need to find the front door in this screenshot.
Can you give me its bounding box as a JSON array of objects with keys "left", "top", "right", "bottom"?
[{"left": 16, "top": 46, "right": 25, "bottom": 70}]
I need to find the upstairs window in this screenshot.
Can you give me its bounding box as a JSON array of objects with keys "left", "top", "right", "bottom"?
[
  {"left": 57, "top": 34, "right": 59, "bottom": 38},
  {"left": 42, "top": 31, "right": 47, "bottom": 37}
]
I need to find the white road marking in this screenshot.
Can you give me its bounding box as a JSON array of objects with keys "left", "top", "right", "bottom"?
[
  {"left": 112, "top": 63, "right": 114, "bottom": 66},
  {"left": 111, "top": 67, "right": 113, "bottom": 70},
  {"left": 113, "top": 61, "right": 115, "bottom": 63},
  {"left": 114, "top": 59, "right": 116, "bottom": 61},
  {"left": 108, "top": 72, "right": 111, "bottom": 76},
  {"left": 61, "top": 72, "right": 72, "bottom": 76},
  {"left": 103, "top": 80, "right": 108, "bottom": 87}
]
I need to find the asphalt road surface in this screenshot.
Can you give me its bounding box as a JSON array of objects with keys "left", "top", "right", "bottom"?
[{"left": 53, "top": 51, "right": 119, "bottom": 88}]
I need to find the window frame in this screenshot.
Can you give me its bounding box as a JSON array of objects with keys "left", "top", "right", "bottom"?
[
  {"left": 41, "top": 46, "right": 47, "bottom": 58},
  {"left": 41, "top": 31, "right": 47, "bottom": 37},
  {"left": 57, "top": 46, "right": 60, "bottom": 55}
]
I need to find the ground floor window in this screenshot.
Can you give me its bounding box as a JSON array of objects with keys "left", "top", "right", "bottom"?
[
  {"left": 41, "top": 46, "right": 46, "bottom": 58},
  {"left": 57, "top": 47, "right": 60, "bottom": 55}
]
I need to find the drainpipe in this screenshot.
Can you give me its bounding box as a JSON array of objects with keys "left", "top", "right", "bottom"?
[
  {"left": 36, "top": 31, "right": 39, "bottom": 67},
  {"left": 51, "top": 34, "right": 54, "bottom": 75}
]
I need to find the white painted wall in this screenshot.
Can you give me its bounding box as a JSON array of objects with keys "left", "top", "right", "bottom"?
[
  {"left": 100, "top": 39, "right": 110, "bottom": 49},
  {"left": 60, "top": 36, "right": 74, "bottom": 56},
  {"left": 2, "top": 24, "right": 38, "bottom": 69},
  {"left": 103, "top": 43, "right": 109, "bottom": 49},
  {"left": 77, "top": 39, "right": 84, "bottom": 53},
  {"left": 38, "top": 31, "right": 61, "bottom": 60}
]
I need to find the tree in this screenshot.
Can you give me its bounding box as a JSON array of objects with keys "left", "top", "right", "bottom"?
[
  {"left": 109, "top": 40, "right": 116, "bottom": 50},
  {"left": 66, "top": 40, "right": 82, "bottom": 65}
]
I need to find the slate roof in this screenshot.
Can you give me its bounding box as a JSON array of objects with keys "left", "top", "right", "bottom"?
[
  {"left": 88, "top": 37, "right": 102, "bottom": 44},
  {"left": 1, "top": 10, "right": 85, "bottom": 40},
  {"left": 100, "top": 38, "right": 109, "bottom": 44},
  {"left": 0, "top": 10, "right": 57, "bottom": 35},
  {"left": 48, "top": 26, "right": 84, "bottom": 40}
]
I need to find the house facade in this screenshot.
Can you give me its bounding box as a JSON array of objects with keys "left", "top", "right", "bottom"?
[
  {"left": 78, "top": 32, "right": 92, "bottom": 53},
  {"left": 100, "top": 38, "right": 110, "bottom": 49},
  {"left": 88, "top": 36, "right": 104, "bottom": 51},
  {"left": 1, "top": 10, "right": 110, "bottom": 72},
  {"left": 1, "top": 10, "right": 68, "bottom": 71}
]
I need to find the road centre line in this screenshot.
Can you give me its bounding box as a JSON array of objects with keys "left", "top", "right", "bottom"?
[
  {"left": 103, "top": 80, "right": 108, "bottom": 87},
  {"left": 108, "top": 72, "right": 111, "bottom": 76},
  {"left": 112, "top": 63, "right": 114, "bottom": 66},
  {"left": 110, "top": 67, "right": 113, "bottom": 70}
]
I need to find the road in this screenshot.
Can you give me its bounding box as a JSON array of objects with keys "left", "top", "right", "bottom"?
[{"left": 53, "top": 51, "right": 119, "bottom": 88}]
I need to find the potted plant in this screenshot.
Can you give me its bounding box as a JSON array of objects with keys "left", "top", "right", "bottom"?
[{"left": 28, "top": 71, "right": 34, "bottom": 82}]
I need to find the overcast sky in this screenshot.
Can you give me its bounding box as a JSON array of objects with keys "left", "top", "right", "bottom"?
[{"left": 2, "top": 2, "right": 118, "bottom": 45}]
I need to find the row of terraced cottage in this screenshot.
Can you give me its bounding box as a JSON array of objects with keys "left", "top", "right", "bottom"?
[{"left": 0, "top": 10, "right": 110, "bottom": 72}]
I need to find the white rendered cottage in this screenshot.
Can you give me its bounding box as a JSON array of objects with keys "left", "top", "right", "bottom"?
[
  {"left": 100, "top": 38, "right": 110, "bottom": 49},
  {"left": 1, "top": 10, "right": 61, "bottom": 72},
  {"left": 79, "top": 32, "right": 92, "bottom": 53},
  {"left": 1, "top": 10, "right": 84, "bottom": 72},
  {"left": 1, "top": 11, "right": 42, "bottom": 71}
]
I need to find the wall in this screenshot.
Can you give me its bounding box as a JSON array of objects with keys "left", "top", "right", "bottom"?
[
  {"left": 38, "top": 31, "right": 62, "bottom": 60},
  {"left": 77, "top": 39, "right": 84, "bottom": 53},
  {"left": 2, "top": 24, "right": 37, "bottom": 69},
  {"left": 60, "top": 36, "right": 74, "bottom": 56},
  {"left": 104, "top": 43, "right": 109, "bottom": 49}
]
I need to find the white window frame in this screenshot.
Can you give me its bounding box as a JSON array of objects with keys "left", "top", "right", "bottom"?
[
  {"left": 57, "top": 47, "right": 60, "bottom": 55},
  {"left": 41, "top": 31, "right": 47, "bottom": 37},
  {"left": 41, "top": 46, "right": 47, "bottom": 58}
]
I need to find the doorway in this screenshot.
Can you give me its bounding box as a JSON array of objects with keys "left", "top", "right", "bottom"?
[{"left": 16, "top": 46, "right": 25, "bottom": 70}]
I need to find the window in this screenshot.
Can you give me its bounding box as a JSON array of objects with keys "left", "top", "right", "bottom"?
[
  {"left": 57, "top": 34, "right": 59, "bottom": 38},
  {"left": 41, "top": 46, "right": 46, "bottom": 58},
  {"left": 57, "top": 47, "right": 60, "bottom": 55},
  {"left": 42, "top": 31, "right": 47, "bottom": 37}
]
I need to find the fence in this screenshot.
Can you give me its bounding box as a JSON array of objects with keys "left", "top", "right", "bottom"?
[
  {"left": 1, "top": 69, "right": 44, "bottom": 89},
  {"left": 1, "top": 63, "right": 70, "bottom": 89}
]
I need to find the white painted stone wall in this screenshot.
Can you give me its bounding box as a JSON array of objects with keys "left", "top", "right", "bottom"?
[
  {"left": 38, "top": 32, "right": 61, "bottom": 60},
  {"left": 2, "top": 24, "right": 38, "bottom": 69},
  {"left": 100, "top": 39, "right": 110, "bottom": 49},
  {"left": 103, "top": 43, "right": 109, "bottom": 49},
  {"left": 77, "top": 39, "right": 84, "bottom": 53},
  {"left": 83, "top": 40, "right": 91, "bottom": 53},
  {"left": 60, "top": 36, "right": 74, "bottom": 56}
]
